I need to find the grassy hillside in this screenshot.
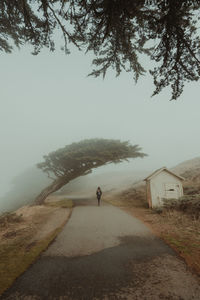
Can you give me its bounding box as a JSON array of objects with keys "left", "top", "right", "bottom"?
[
  {"left": 172, "top": 157, "right": 200, "bottom": 175},
  {"left": 172, "top": 157, "right": 200, "bottom": 195}
]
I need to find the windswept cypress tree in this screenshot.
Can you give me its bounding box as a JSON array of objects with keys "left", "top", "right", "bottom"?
[
  {"left": 0, "top": 1, "right": 200, "bottom": 100},
  {"left": 35, "top": 138, "right": 147, "bottom": 204}
]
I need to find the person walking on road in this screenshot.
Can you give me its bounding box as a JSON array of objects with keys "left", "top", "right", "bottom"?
[{"left": 96, "top": 187, "right": 102, "bottom": 206}]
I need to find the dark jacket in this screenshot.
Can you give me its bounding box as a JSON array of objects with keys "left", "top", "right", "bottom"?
[{"left": 96, "top": 189, "right": 102, "bottom": 199}]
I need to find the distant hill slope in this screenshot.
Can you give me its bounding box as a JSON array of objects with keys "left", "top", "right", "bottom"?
[
  {"left": 165, "top": 157, "right": 200, "bottom": 195},
  {"left": 172, "top": 157, "right": 200, "bottom": 178},
  {"left": 172, "top": 157, "right": 200, "bottom": 195}
]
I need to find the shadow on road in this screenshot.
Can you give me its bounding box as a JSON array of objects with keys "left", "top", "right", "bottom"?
[
  {"left": 2, "top": 235, "right": 175, "bottom": 300},
  {"left": 67, "top": 197, "right": 108, "bottom": 207}
]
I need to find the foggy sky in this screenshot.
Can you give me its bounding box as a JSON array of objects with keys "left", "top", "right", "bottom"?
[{"left": 0, "top": 44, "right": 200, "bottom": 196}]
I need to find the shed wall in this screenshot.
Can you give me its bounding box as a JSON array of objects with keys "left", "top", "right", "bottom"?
[
  {"left": 150, "top": 171, "right": 183, "bottom": 207},
  {"left": 146, "top": 180, "right": 152, "bottom": 208}
]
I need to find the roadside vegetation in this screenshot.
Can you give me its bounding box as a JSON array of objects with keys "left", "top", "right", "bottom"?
[
  {"left": 0, "top": 199, "right": 73, "bottom": 295},
  {"left": 45, "top": 198, "right": 73, "bottom": 209},
  {"left": 104, "top": 177, "right": 200, "bottom": 276}
]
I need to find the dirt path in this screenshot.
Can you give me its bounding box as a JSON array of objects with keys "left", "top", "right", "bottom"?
[{"left": 2, "top": 199, "right": 200, "bottom": 300}]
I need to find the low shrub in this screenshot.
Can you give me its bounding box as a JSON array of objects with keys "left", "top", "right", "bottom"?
[
  {"left": 0, "top": 213, "right": 23, "bottom": 228},
  {"left": 152, "top": 207, "right": 163, "bottom": 214},
  {"left": 162, "top": 195, "right": 200, "bottom": 219},
  {"left": 183, "top": 186, "right": 200, "bottom": 195}
]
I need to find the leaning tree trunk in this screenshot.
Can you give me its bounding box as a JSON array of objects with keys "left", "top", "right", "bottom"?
[{"left": 35, "top": 177, "right": 69, "bottom": 205}]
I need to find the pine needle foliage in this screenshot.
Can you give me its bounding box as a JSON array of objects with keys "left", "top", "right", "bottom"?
[
  {"left": 1, "top": 0, "right": 200, "bottom": 99},
  {"left": 37, "top": 138, "right": 146, "bottom": 179},
  {"left": 35, "top": 138, "right": 146, "bottom": 204}
]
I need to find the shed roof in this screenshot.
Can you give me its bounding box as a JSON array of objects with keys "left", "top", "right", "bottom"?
[{"left": 144, "top": 167, "right": 184, "bottom": 181}]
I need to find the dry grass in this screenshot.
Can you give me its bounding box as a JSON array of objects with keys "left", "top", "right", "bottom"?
[
  {"left": 150, "top": 210, "right": 200, "bottom": 274},
  {"left": 45, "top": 198, "right": 73, "bottom": 209},
  {"left": 0, "top": 212, "right": 23, "bottom": 228},
  {"left": 0, "top": 203, "right": 72, "bottom": 296},
  {"left": 0, "top": 223, "right": 68, "bottom": 295}
]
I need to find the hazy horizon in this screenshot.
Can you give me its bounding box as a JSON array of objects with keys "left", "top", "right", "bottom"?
[{"left": 1, "top": 41, "right": 200, "bottom": 200}]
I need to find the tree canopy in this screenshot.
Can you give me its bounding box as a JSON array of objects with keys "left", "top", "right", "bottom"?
[
  {"left": 1, "top": 0, "right": 200, "bottom": 99},
  {"left": 35, "top": 138, "right": 146, "bottom": 204}
]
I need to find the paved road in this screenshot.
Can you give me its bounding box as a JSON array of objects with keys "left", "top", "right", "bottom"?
[{"left": 2, "top": 199, "right": 200, "bottom": 300}]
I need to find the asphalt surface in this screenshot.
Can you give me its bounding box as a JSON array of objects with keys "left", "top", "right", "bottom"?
[{"left": 1, "top": 198, "right": 200, "bottom": 300}]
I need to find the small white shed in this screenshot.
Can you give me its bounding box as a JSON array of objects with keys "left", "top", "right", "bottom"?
[{"left": 144, "top": 167, "right": 184, "bottom": 208}]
